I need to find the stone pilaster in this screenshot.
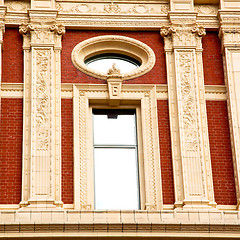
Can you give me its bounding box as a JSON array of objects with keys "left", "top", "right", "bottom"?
[
  {"left": 219, "top": 9, "right": 240, "bottom": 209},
  {"left": 20, "top": 10, "right": 65, "bottom": 208},
  {"left": 161, "top": 11, "right": 216, "bottom": 209}
]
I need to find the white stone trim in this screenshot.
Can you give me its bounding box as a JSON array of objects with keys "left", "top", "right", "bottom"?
[
  {"left": 205, "top": 85, "right": 227, "bottom": 100},
  {"left": 0, "top": 83, "right": 228, "bottom": 101}
]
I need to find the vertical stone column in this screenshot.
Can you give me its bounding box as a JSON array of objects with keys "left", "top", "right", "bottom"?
[
  {"left": 0, "top": 6, "right": 6, "bottom": 120},
  {"left": 161, "top": 11, "right": 215, "bottom": 208},
  {"left": 20, "top": 11, "right": 65, "bottom": 208},
  {"left": 219, "top": 10, "right": 240, "bottom": 208}
]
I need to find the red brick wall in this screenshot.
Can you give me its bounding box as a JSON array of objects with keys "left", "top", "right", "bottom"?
[
  {"left": 61, "top": 30, "right": 167, "bottom": 84},
  {"left": 157, "top": 100, "right": 175, "bottom": 204},
  {"left": 61, "top": 99, "right": 74, "bottom": 204},
  {"left": 0, "top": 98, "right": 23, "bottom": 204},
  {"left": 206, "top": 101, "right": 237, "bottom": 205},
  {"left": 2, "top": 28, "right": 23, "bottom": 83},
  {"left": 202, "top": 32, "right": 225, "bottom": 85}
]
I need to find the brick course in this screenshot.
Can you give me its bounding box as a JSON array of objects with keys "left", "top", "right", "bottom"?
[
  {"left": 202, "top": 32, "right": 225, "bottom": 85},
  {"left": 61, "top": 30, "right": 167, "bottom": 84},
  {"left": 61, "top": 99, "right": 74, "bottom": 204},
  {"left": 157, "top": 100, "right": 175, "bottom": 204},
  {"left": 2, "top": 28, "right": 23, "bottom": 83},
  {"left": 206, "top": 101, "right": 237, "bottom": 205},
  {"left": 0, "top": 98, "right": 23, "bottom": 204}
]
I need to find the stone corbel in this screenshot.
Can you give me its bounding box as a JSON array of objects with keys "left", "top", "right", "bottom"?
[{"left": 106, "top": 63, "right": 123, "bottom": 106}]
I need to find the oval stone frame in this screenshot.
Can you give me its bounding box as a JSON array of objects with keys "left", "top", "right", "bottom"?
[{"left": 71, "top": 35, "right": 156, "bottom": 80}]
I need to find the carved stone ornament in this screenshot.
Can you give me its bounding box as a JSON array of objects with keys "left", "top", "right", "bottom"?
[
  {"left": 71, "top": 35, "right": 155, "bottom": 81},
  {"left": 107, "top": 63, "right": 121, "bottom": 76},
  {"left": 49, "top": 23, "right": 66, "bottom": 35},
  {"left": 192, "top": 26, "right": 206, "bottom": 37},
  {"left": 160, "top": 26, "right": 176, "bottom": 37},
  {"left": 56, "top": 2, "right": 169, "bottom": 15},
  {"left": 19, "top": 23, "right": 34, "bottom": 35}
]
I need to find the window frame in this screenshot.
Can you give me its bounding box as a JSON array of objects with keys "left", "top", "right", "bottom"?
[
  {"left": 90, "top": 105, "right": 145, "bottom": 210},
  {"left": 73, "top": 84, "right": 162, "bottom": 211}
]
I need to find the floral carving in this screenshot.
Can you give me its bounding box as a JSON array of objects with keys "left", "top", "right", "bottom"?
[
  {"left": 56, "top": 2, "right": 169, "bottom": 15},
  {"left": 194, "top": 5, "right": 218, "bottom": 15},
  {"left": 6, "top": 1, "right": 29, "bottom": 12},
  {"left": 174, "top": 29, "right": 195, "bottom": 47},
  {"left": 104, "top": 2, "right": 121, "bottom": 14},
  {"left": 178, "top": 52, "right": 198, "bottom": 151},
  {"left": 35, "top": 50, "right": 50, "bottom": 150}
]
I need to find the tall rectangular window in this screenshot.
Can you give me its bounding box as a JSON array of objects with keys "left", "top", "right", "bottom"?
[{"left": 93, "top": 109, "right": 140, "bottom": 210}]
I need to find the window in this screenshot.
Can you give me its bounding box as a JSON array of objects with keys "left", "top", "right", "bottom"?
[
  {"left": 71, "top": 35, "right": 155, "bottom": 80},
  {"left": 85, "top": 53, "right": 141, "bottom": 74},
  {"left": 93, "top": 109, "right": 140, "bottom": 210},
  {"left": 73, "top": 82, "right": 162, "bottom": 211}
]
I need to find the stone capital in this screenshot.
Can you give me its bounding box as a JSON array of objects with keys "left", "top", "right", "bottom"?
[{"left": 19, "top": 21, "right": 65, "bottom": 47}]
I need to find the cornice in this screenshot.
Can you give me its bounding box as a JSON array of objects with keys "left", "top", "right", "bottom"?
[{"left": 1, "top": 2, "right": 220, "bottom": 29}]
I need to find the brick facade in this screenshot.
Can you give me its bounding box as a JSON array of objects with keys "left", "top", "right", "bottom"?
[
  {"left": 206, "top": 101, "right": 237, "bottom": 205},
  {"left": 202, "top": 32, "right": 225, "bottom": 86},
  {"left": 61, "top": 99, "right": 74, "bottom": 204},
  {"left": 157, "top": 100, "right": 175, "bottom": 204},
  {"left": 2, "top": 28, "right": 23, "bottom": 83},
  {"left": 61, "top": 30, "right": 167, "bottom": 84},
  {"left": 0, "top": 98, "right": 23, "bottom": 204}
]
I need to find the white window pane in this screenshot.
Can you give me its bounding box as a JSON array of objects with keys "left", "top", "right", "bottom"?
[
  {"left": 93, "top": 111, "right": 136, "bottom": 145},
  {"left": 86, "top": 55, "right": 140, "bottom": 74},
  {"left": 94, "top": 148, "right": 139, "bottom": 210}
]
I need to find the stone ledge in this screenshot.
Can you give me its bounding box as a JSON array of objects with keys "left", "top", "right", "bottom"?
[{"left": 0, "top": 210, "right": 240, "bottom": 225}]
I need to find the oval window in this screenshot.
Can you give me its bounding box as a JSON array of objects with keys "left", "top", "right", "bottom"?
[
  {"left": 85, "top": 53, "right": 141, "bottom": 74},
  {"left": 71, "top": 35, "right": 156, "bottom": 80}
]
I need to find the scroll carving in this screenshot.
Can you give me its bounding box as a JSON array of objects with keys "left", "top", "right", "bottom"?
[
  {"left": 160, "top": 26, "right": 176, "bottom": 37},
  {"left": 19, "top": 23, "right": 34, "bottom": 35},
  {"left": 192, "top": 26, "right": 206, "bottom": 37},
  {"left": 50, "top": 23, "right": 66, "bottom": 35}
]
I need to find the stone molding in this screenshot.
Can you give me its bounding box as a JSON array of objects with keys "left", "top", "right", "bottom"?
[{"left": 1, "top": 83, "right": 227, "bottom": 101}]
